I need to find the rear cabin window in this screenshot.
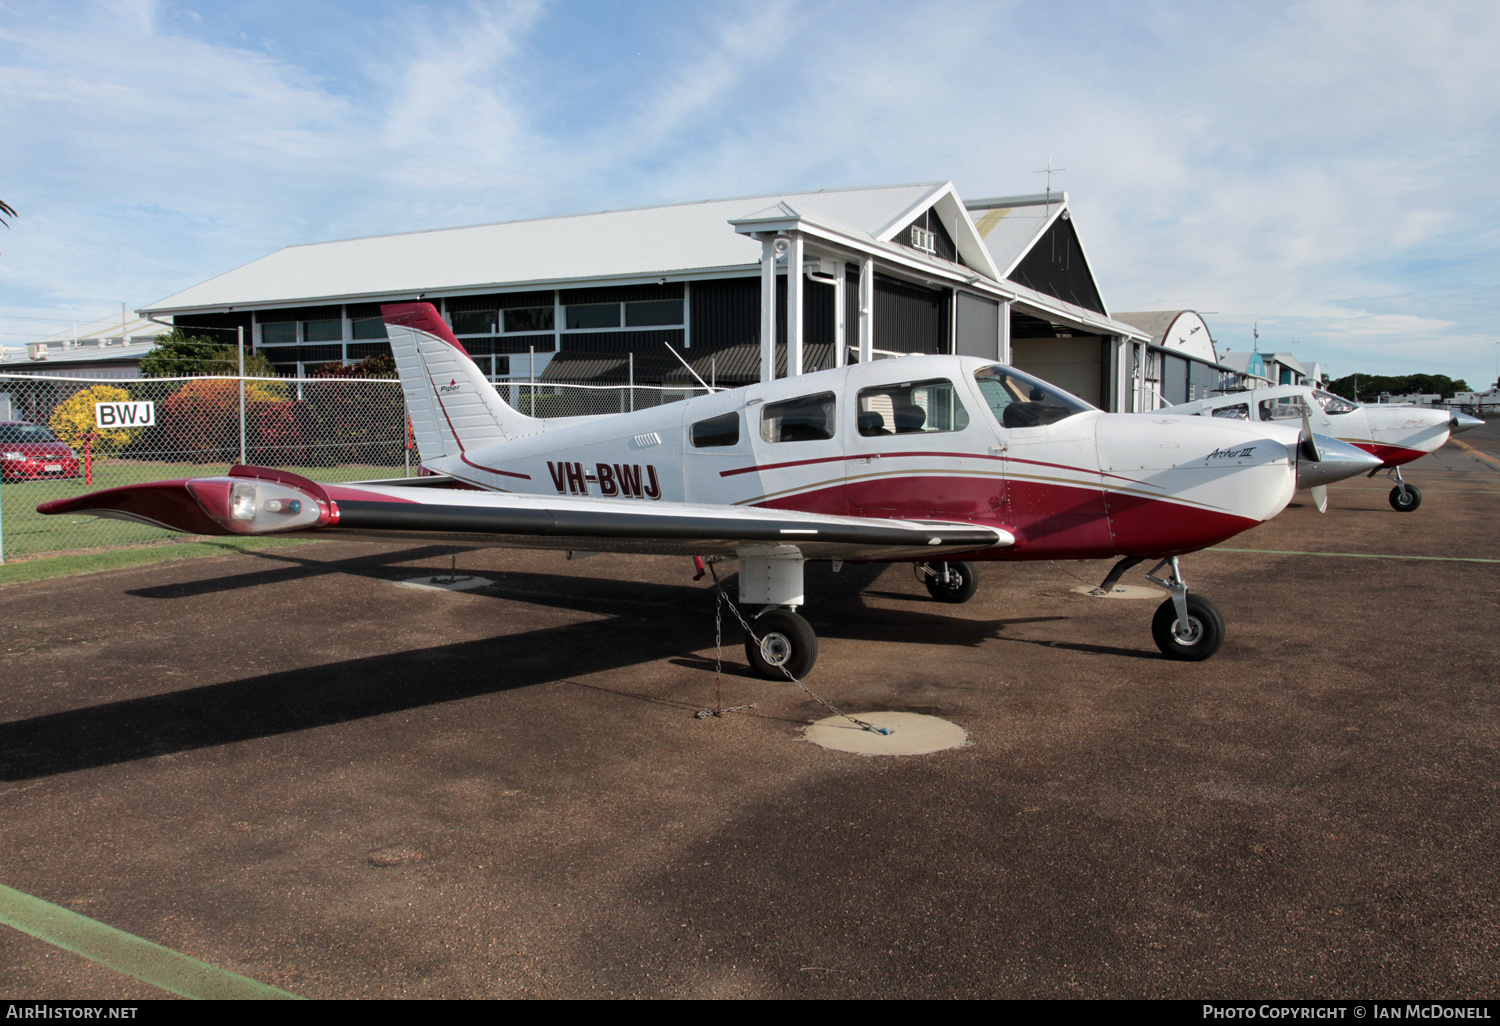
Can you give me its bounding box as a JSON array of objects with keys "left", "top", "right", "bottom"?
[
  {"left": 691, "top": 412, "right": 740, "bottom": 448},
  {"left": 760, "top": 392, "right": 837, "bottom": 443},
  {"left": 857, "top": 379, "right": 970, "bottom": 436},
  {"left": 1209, "top": 403, "right": 1249, "bottom": 419},
  {"left": 1259, "top": 397, "right": 1308, "bottom": 421}
]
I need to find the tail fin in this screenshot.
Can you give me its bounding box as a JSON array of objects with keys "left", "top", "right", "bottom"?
[{"left": 381, "top": 302, "right": 537, "bottom": 461}]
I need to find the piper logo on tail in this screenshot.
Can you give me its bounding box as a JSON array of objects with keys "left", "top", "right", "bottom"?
[
  {"left": 547, "top": 461, "right": 661, "bottom": 499},
  {"left": 439, "top": 379, "right": 461, "bottom": 394}
]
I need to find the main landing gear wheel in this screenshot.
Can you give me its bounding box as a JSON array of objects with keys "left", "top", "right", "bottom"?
[
  {"left": 1151, "top": 594, "right": 1226, "bottom": 662},
  {"left": 1389, "top": 483, "right": 1422, "bottom": 512},
  {"left": 744, "top": 608, "right": 819, "bottom": 680},
  {"left": 919, "top": 561, "right": 979, "bottom": 604}
]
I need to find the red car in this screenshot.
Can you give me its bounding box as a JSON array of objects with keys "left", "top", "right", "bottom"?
[{"left": 0, "top": 421, "right": 81, "bottom": 482}]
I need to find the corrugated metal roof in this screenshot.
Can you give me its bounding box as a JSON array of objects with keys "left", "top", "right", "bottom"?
[
  {"left": 145, "top": 184, "right": 947, "bottom": 315},
  {"left": 0, "top": 339, "right": 157, "bottom": 370},
  {"left": 1111, "top": 310, "right": 1184, "bottom": 345},
  {"left": 966, "top": 194, "right": 1066, "bottom": 278},
  {"left": 32, "top": 311, "right": 166, "bottom": 345}
]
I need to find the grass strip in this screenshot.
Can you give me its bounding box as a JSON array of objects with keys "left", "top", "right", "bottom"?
[
  {"left": 0, "top": 882, "right": 302, "bottom": 1000},
  {"left": 0, "top": 536, "right": 320, "bottom": 587}
]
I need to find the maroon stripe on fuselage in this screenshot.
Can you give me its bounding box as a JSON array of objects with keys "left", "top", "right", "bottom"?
[
  {"left": 755, "top": 474, "right": 1257, "bottom": 560},
  {"left": 720, "top": 449, "right": 1144, "bottom": 485}
]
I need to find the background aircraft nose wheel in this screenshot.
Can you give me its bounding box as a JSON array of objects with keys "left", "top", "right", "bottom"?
[
  {"left": 1151, "top": 594, "right": 1225, "bottom": 661},
  {"left": 1389, "top": 483, "right": 1422, "bottom": 512},
  {"left": 917, "top": 561, "right": 979, "bottom": 603},
  {"left": 744, "top": 608, "right": 819, "bottom": 680}
]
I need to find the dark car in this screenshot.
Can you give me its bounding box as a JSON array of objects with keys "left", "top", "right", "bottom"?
[{"left": 0, "top": 421, "right": 81, "bottom": 482}]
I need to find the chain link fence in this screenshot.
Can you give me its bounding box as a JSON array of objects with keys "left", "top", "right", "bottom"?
[{"left": 0, "top": 374, "right": 709, "bottom": 560}]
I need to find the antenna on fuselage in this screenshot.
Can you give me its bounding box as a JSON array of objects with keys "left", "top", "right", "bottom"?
[{"left": 664, "top": 342, "right": 719, "bottom": 392}]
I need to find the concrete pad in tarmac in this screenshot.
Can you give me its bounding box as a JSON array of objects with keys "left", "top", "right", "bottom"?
[{"left": 1, "top": 427, "right": 1497, "bottom": 999}]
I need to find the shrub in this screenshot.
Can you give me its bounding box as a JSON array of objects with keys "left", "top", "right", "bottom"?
[{"left": 48, "top": 384, "right": 141, "bottom": 459}]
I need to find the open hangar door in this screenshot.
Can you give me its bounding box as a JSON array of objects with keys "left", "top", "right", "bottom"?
[{"left": 1010, "top": 335, "right": 1107, "bottom": 409}]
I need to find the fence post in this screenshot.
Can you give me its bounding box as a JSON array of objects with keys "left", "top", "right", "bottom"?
[
  {"left": 237, "top": 326, "right": 246, "bottom": 465},
  {"left": 0, "top": 472, "right": 5, "bottom": 565},
  {"left": 629, "top": 353, "right": 634, "bottom": 413}
]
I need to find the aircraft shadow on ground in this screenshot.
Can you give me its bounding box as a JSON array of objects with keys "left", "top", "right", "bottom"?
[{"left": 3, "top": 551, "right": 1068, "bottom": 781}]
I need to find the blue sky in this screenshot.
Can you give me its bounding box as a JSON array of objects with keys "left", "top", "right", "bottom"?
[{"left": 2, "top": 0, "right": 1497, "bottom": 387}]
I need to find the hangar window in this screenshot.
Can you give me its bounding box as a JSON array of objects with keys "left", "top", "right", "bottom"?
[
  {"left": 761, "top": 392, "right": 837, "bottom": 443},
  {"left": 566, "top": 303, "right": 621, "bottom": 330},
  {"left": 504, "top": 307, "right": 554, "bottom": 333},
  {"left": 626, "top": 299, "right": 683, "bottom": 327},
  {"left": 352, "top": 317, "right": 388, "bottom": 340},
  {"left": 260, "top": 322, "right": 295, "bottom": 345},
  {"left": 304, "top": 319, "right": 342, "bottom": 343},
  {"left": 452, "top": 310, "right": 497, "bottom": 335},
  {"left": 691, "top": 412, "right": 740, "bottom": 448},
  {"left": 857, "top": 379, "right": 969, "bottom": 435}
]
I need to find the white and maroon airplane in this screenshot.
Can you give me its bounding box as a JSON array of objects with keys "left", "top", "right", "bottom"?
[
  {"left": 1159, "top": 384, "right": 1483, "bottom": 512},
  {"left": 40, "top": 303, "right": 1381, "bottom": 675}
]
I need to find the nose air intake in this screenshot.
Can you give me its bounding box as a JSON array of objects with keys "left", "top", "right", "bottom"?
[{"left": 1296, "top": 433, "right": 1383, "bottom": 490}]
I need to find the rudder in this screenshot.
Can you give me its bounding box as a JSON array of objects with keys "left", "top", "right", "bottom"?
[{"left": 381, "top": 302, "right": 537, "bottom": 462}]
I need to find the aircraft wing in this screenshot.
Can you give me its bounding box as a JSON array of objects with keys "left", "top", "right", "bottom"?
[{"left": 38, "top": 465, "right": 1011, "bottom": 562}]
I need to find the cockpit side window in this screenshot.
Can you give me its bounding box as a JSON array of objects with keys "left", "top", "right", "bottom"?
[
  {"left": 857, "top": 379, "right": 970, "bottom": 436},
  {"left": 973, "top": 366, "right": 1091, "bottom": 429},
  {"left": 1312, "top": 390, "right": 1359, "bottom": 415},
  {"left": 760, "top": 392, "right": 837, "bottom": 443},
  {"left": 1259, "top": 397, "right": 1309, "bottom": 421},
  {"left": 691, "top": 411, "right": 740, "bottom": 447},
  {"left": 1209, "top": 403, "right": 1249, "bottom": 420}
]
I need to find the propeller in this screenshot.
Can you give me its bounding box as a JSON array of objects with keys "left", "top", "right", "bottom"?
[
  {"left": 1298, "top": 403, "right": 1321, "bottom": 463},
  {"left": 1310, "top": 484, "right": 1328, "bottom": 513}
]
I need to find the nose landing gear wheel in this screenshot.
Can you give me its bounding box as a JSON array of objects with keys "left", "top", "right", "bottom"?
[
  {"left": 744, "top": 608, "right": 819, "bottom": 680},
  {"left": 919, "top": 561, "right": 979, "bottom": 604},
  {"left": 1389, "top": 483, "right": 1422, "bottom": 512},
  {"left": 1151, "top": 594, "right": 1226, "bottom": 661}
]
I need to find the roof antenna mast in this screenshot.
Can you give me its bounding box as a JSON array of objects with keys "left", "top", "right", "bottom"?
[{"left": 1035, "top": 157, "right": 1066, "bottom": 205}]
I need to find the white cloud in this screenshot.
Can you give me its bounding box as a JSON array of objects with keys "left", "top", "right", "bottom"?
[{"left": 0, "top": 0, "right": 1496, "bottom": 381}]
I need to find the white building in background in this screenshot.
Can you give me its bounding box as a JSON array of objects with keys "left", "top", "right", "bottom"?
[
  {"left": 138, "top": 182, "right": 1179, "bottom": 411},
  {"left": 1112, "top": 309, "right": 1259, "bottom": 409},
  {"left": 0, "top": 309, "right": 164, "bottom": 379}
]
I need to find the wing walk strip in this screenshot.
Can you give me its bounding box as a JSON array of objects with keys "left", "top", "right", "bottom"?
[{"left": 0, "top": 883, "right": 302, "bottom": 1000}]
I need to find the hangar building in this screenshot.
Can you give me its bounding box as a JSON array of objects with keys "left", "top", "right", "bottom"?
[{"left": 141, "top": 183, "right": 1168, "bottom": 411}]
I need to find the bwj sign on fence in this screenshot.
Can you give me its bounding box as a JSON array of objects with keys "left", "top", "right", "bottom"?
[{"left": 94, "top": 401, "right": 156, "bottom": 428}]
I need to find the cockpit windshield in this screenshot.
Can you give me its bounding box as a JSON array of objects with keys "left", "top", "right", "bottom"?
[
  {"left": 1312, "top": 389, "right": 1360, "bottom": 415},
  {"left": 973, "top": 366, "right": 1093, "bottom": 429}
]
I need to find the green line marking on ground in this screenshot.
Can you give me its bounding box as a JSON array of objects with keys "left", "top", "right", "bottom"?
[
  {"left": 1210, "top": 547, "right": 1500, "bottom": 564},
  {"left": 0, "top": 883, "right": 303, "bottom": 1000}
]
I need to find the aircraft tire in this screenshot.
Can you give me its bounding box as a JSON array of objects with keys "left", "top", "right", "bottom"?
[
  {"left": 744, "top": 608, "right": 818, "bottom": 680},
  {"left": 921, "top": 561, "right": 979, "bottom": 604},
  {"left": 1151, "top": 595, "right": 1225, "bottom": 661},
  {"left": 1389, "top": 484, "right": 1422, "bottom": 512}
]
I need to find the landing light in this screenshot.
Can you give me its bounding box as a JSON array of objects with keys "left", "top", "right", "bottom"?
[{"left": 186, "top": 477, "right": 335, "bottom": 534}]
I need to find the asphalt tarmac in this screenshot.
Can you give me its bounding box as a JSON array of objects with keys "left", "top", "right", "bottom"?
[{"left": 1, "top": 425, "right": 1496, "bottom": 999}]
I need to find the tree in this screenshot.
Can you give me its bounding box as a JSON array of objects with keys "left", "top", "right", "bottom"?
[
  {"left": 140, "top": 328, "right": 278, "bottom": 378},
  {"left": 1326, "top": 372, "right": 1470, "bottom": 403}
]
